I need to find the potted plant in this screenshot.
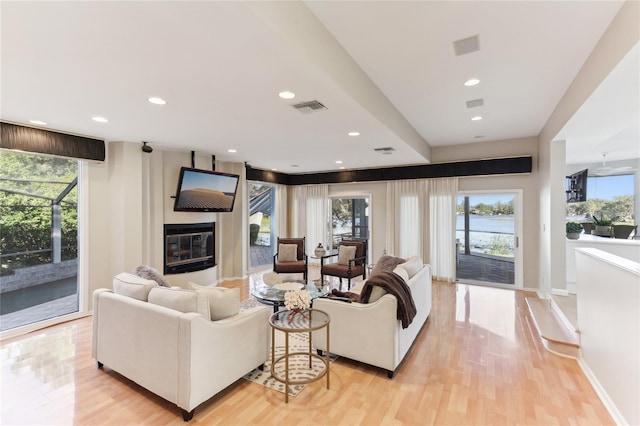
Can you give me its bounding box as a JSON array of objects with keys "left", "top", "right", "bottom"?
[
  {"left": 566, "top": 221, "right": 583, "bottom": 239},
  {"left": 592, "top": 213, "right": 613, "bottom": 236}
]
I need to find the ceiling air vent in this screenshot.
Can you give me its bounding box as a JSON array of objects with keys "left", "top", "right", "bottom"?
[
  {"left": 292, "top": 100, "right": 327, "bottom": 114},
  {"left": 466, "top": 98, "right": 484, "bottom": 108},
  {"left": 453, "top": 35, "right": 480, "bottom": 56},
  {"left": 374, "top": 147, "right": 395, "bottom": 155}
]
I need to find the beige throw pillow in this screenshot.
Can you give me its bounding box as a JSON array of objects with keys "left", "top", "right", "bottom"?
[
  {"left": 337, "top": 245, "right": 357, "bottom": 265},
  {"left": 399, "top": 256, "right": 423, "bottom": 279},
  {"left": 113, "top": 272, "right": 158, "bottom": 301},
  {"left": 393, "top": 266, "right": 410, "bottom": 282},
  {"left": 148, "top": 287, "right": 210, "bottom": 318},
  {"left": 188, "top": 282, "right": 241, "bottom": 320},
  {"left": 278, "top": 244, "right": 298, "bottom": 262}
]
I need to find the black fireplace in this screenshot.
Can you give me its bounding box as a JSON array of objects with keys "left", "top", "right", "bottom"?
[{"left": 164, "top": 222, "right": 215, "bottom": 274}]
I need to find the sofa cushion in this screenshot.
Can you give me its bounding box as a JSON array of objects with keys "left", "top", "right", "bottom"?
[
  {"left": 399, "top": 256, "right": 423, "bottom": 278},
  {"left": 188, "top": 282, "right": 240, "bottom": 320},
  {"left": 278, "top": 244, "right": 298, "bottom": 262},
  {"left": 393, "top": 266, "right": 410, "bottom": 282},
  {"left": 113, "top": 272, "right": 158, "bottom": 301},
  {"left": 148, "top": 287, "right": 210, "bottom": 318},
  {"left": 337, "top": 245, "right": 357, "bottom": 265},
  {"left": 133, "top": 265, "right": 171, "bottom": 287},
  {"left": 371, "top": 255, "right": 406, "bottom": 276},
  {"left": 348, "top": 279, "right": 386, "bottom": 303}
]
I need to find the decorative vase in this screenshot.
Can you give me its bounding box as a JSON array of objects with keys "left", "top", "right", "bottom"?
[
  {"left": 314, "top": 243, "right": 326, "bottom": 257},
  {"left": 566, "top": 233, "right": 580, "bottom": 240},
  {"left": 287, "top": 308, "right": 309, "bottom": 324}
]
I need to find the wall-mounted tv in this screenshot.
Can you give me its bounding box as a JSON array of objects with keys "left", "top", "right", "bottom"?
[
  {"left": 173, "top": 167, "right": 240, "bottom": 212},
  {"left": 566, "top": 168, "right": 588, "bottom": 203}
]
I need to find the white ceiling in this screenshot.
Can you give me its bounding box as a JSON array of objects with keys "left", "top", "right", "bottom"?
[{"left": 1, "top": 1, "right": 634, "bottom": 173}]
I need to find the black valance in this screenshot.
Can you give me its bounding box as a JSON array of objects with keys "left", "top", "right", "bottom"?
[{"left": 1, "top": 122, "right": 105, "bottom": 161}]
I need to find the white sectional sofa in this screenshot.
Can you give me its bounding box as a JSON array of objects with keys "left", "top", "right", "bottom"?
[
  {"left": 312, "top": 258, "right": 432, "bottom": 378},
  {"left": 92, "top": 273, "right": 270, "bottom": 421}
]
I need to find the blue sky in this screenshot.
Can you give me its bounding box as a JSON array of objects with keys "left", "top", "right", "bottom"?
[
  {"left": 587, "top": 175, "right": 634, "bottom": 200},
  {"left": 181, "top": 170, "right": 238, "bottom": 193}
]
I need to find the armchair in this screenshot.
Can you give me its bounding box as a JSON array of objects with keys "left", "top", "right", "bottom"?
[
  {"left": 321, "top": 238, "right": 367, "bottom": 290},
  {"left": 273, "top": 237, "right": 308, "bottom": 280}
]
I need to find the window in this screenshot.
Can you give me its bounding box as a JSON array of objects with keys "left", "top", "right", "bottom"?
[
  {"left": 0, "top": 150, "right": 79, "bottom": 331},
  {"left": 566, "top": 174, "right": 635, "bottom": 223}
]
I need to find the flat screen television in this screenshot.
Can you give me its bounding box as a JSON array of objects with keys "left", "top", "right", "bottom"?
[
  {"left": 173, "top": 167, "right": 240, "bottom": 212},
  {"left": 566, "top": 168, "right": 588, "bottom": 203}
]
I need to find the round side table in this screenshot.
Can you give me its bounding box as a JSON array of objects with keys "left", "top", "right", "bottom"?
[{"left": 268, "top": 308, "right": 330, "bottom": 403}]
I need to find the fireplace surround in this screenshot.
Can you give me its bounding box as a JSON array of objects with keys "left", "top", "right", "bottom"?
[{"left": 164, "top": 222, "right": 215, "bottom": 275}]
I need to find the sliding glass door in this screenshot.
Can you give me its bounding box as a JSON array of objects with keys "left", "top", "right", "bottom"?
[
  {"left": 248, "top": 182, "right": 275, "bottom": 269},
  {"left": 456, "top": 191, "right": 522, "bottom": 289}
]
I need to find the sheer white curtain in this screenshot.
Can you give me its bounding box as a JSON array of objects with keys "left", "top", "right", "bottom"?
[
  {"left": 274, "top": 184, "right": 288, "bottom": 238},
  {"left": 385, "top": 179, "right": 428, "bottom": 260},
  {"left": 429, "top": 178, "right": 459, "bottom": 282},
  {"left": 292, "top": 185, "right": 328, "bottom": 256}
]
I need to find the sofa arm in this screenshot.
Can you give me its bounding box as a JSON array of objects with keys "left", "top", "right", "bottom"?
[
  {"left": 312, "top": 295, "right": 400, "bottom": 371},
  {"left": 179, "top": 305, "right": 271, "bottom": 411}
]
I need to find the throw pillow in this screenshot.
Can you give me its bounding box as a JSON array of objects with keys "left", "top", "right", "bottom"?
[
  {"left": 113, "top": 272, "right": 158, "bottom": 301},
  {"left": 400, "top": 256, "right": 423, "bottom": 279},
  {"left": 393, "top": 266, "right": 410, "bottom": 282},
  {"left": 367, "top": 285, "right": 387, "bottom": 303},
  {"left": 337, "top": 245, "right": 357, "bottom": 265},
  {"left": 188, "top": 282, "right": 241, "bottom": 321},
  {"left": 371, "top": 255, "right": 406, "bottom": 276},
  {"left": 278, "top": 244, "right": 298, "bottom": 262},
  {"left": 148, "top": 287, "right": 210, "bottom": 318},
  {"left": 133, "top": 265, "right": 171, "bottom": 287}
]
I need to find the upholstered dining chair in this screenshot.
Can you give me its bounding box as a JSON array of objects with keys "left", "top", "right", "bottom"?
[
  {"left": 320, "top": 238, "right": 367, "bottom": 290},
  {"left": 612, "top": 224, "right": 637, "bottom": 239},
  {"left": 273, "top": 237, "right": 308, "bottom": 280}
]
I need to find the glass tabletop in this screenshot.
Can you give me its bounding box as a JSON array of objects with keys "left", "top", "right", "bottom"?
[
  {"left": 269, "top": 308, "right": 330, "bottom": 331},
  {"left": 251, "top": 279, "right": 330, "bottom": 305}
]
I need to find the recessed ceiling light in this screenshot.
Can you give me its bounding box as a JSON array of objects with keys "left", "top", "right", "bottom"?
[
  {"left": 92, "top": 116, "right": 108, "bottom": 123},
  {"left": 148, "top": 97, "right": 166, "bottom": 105},
  {"left": 228, "top": 149, "right": 237, "bottom": 153},
  {"left": 471, "top": 116, "right": 483, "bottom": 121},
  {"left": 271, "top": 168, "right": 278, "bottom": 171},
  {"left": 339, "top": 166, "right": 345, "bottom": 170},
  {"left": 335, "top": 160, "right": 343, "bottom": 164},
  {"left": 278, "top": 91, "right": 296, "bottom": 99},
  {"left": 348, "top": 131, "right": 360, "bottom": 137},
  {"left": 29, "top": 120, "right": 48, "bottom": 126},
  {"left": 464, "top": 78, "right": 480, "bottom": 86}
]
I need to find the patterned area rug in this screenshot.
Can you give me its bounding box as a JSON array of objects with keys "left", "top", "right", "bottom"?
[{"left": 241, "top": 299, "right": 337, "bottom": 397}]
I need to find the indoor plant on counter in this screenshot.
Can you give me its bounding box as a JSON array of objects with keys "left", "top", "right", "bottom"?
[
  {"left": 592, "top": 213, "right": 613, "bottom": 237},
  {"left": 566, "top": 221, "right": 583, "bottom": 240}
]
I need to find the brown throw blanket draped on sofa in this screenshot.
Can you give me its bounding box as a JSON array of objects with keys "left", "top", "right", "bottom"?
[{"left": 330, "top": 271, "right": 417, "bottom": 328}]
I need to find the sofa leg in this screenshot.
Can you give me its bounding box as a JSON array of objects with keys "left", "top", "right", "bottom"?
[
  {"left": 317, "top": 349, "right": 324, "bottom": 356},
  {"left": 182, "top": 409, "right": 194, "bottom": 422},
  {"left": 258, "top": 363, "right": 264, "bottom": 371},
  {"left": 387, "top": 370, "right": 394, "bottom": 379},
  {"left": 97, "top": 361, "right": 103, "bottom": 369}
]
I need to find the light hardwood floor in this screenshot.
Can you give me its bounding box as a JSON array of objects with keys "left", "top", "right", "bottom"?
[{"left": 1, "top": 276, "right": 614, "bottom": 425}]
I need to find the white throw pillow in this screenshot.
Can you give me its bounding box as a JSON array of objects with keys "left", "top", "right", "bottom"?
[
  {"left": 278, "top": 244, "right": 298, "bottom": 262},
  {"left": 399, "top": 256, "right": 423, "bottom": 279},
  {"left": 337, "top": 245, "right": 357, "bottom": 265},
  {"left": 113, "top": 272, "right": 158, "bottom": 301},
  {"left": 188, "top": 282, "right": 241, "bottom": 321},
  {"left": 148, "top": 287, "right": 210, "bottom": 318},
  {"left": 392, "top": 266, "right": 410, "bottom": 282}
]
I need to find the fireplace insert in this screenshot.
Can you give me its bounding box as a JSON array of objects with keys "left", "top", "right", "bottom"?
[{"left": 164, "top": 222, "right": 215, "bottom": 274}]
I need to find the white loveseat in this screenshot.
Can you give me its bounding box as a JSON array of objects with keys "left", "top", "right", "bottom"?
[
  {"left": 312, "top": 258, "right": 432, "bottom": 378},
  {"left": 92, "top": 274, "right": 270, "bottom": 421}
]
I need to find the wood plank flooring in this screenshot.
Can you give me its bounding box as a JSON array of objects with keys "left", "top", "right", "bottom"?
[{"left": 0, "top": 277, "right": 614, "bottom": 425}]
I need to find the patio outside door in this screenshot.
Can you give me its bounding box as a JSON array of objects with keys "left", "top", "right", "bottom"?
[{"left": 456, "top": 191, "right": 522, "bottom": 289}]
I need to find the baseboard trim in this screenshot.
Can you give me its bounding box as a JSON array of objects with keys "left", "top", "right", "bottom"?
[
  {"left": 551, "top": 288, "right": 569, "bottom": 296},
  {"left": 577, "top": 354, "right": 627, "bottom": 426}
]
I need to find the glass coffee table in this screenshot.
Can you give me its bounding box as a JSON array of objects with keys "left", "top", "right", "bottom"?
[{"left": 251, "top": 279, "right": 330, "bottom": 313}]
